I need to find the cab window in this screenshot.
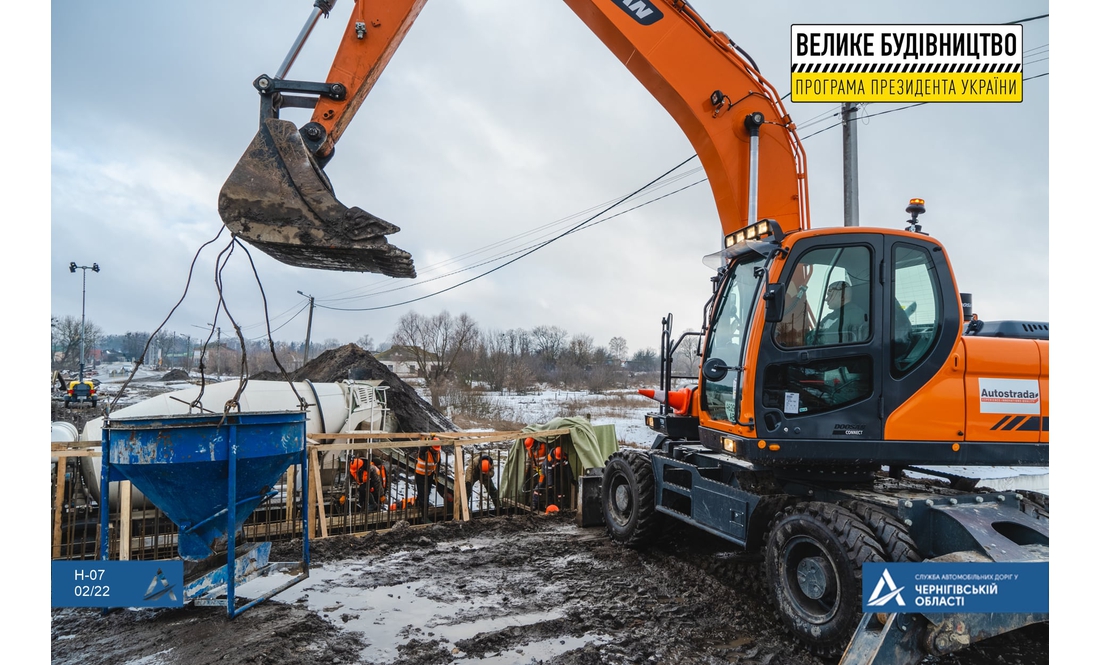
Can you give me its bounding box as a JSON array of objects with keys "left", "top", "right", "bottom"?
[
  {"left": 775, "top": 246, "right": 872, "bottom": 348},
  {"left": 892, "top": 244, "right": 942, "bottom": 375}
]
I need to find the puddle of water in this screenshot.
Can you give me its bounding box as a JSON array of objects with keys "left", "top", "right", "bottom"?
[
  {"left": 236, "top": 560, "right": 605, "bottom": 663},
  {"left": 432, "top": 609, "right": 565, "bottom": 641},
  {"left": 459, "top": 633, "right": 613, "bottom": 664}
]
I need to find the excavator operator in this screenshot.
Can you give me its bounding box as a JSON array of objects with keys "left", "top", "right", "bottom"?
[{"left": 807, "top": 280, "right": 869, "bottom": 346}]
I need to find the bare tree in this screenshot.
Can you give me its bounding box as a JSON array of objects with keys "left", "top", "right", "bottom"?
[
  {"left": 566, "top": 334, "right": 594, "bottom": 367},
  {"left": 479, "top": 330, "right": 512, "bottom": 391},
  {"left": 609, "top": 336, "right": 628, "bottom": 364},
  {"left": 52, "top": 315, "right": 103, "bottom": 371},
  {"left": 630, "top": 348, "right": 660, "bottom": 373},
  {"left": 356, "top": 334, "right": 376, "bottom": 352},
  {"left": 531, "top": 325, "right": 568, "bottom": 372},
  {"left": 391, "top": 310, "right": 480, "bottom": 408},
  {"left": 121, "top": 332, "right": 148, "bottom": 362}
]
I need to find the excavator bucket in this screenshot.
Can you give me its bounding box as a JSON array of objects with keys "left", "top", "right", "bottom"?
[{"left": 218, "top": 118, "right": 416, "bottom": 277}]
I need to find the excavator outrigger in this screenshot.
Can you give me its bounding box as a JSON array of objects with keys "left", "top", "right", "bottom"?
[{"left": 219, "top": 1, "right": 1048, "bottom": 663}]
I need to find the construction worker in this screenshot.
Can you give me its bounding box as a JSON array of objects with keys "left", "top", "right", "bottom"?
[
  {"left": 537, "top": 445, "right": 574, "bottom": 512},
  {"left": 966, "top": 312, "right": 984, "bottom": 335},
  {"left": 414, "top": 442, "right": 443, "bottom": 522},
  {"left": 523, "top": 437, "right": 548, "bottom": 509},
  {"left": 465, "top": 452, "right": 500, "bottom": 514},
  {"left": 349, "top": 455, "right": 386, "bottom": 512}
]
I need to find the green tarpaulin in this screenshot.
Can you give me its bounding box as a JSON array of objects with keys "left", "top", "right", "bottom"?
[{"left": 499, "top": 416, "right": 619, "bottom": 500}]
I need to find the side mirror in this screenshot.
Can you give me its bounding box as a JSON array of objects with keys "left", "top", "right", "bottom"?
[
  {"left": 702, "top": 357, "right": 731, "bottom": 382},
  {"left": 763, "top": 283, "right": 785, "bottom": 322}
]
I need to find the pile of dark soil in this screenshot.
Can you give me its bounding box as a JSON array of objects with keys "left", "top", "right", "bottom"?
[
  {"left": 161, "top": 369, "right": 191, "bottom": 382},
  {"left": 252, "top": 344, "right": 455, "bottom": 433}
]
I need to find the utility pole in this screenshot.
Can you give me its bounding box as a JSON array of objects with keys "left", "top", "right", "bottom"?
[
  {"left": 842, "top": 102, "right": 860, "bottom": 227},
  {"left": 212, "top": 325, "right": 222, "bottom": 378},
  {"left": 69, "top": 262, "right": 100, "bottom": 382},
  {"left": 298, "top": 291, "right": 315, "bottom": 366},
  {"left": 182, "top": 334, "right": 193, "bottom": 372}
]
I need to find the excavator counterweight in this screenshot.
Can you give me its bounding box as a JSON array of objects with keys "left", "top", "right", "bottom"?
[{"left": 218, "top": 117, "right": 416, "bottom": 277}]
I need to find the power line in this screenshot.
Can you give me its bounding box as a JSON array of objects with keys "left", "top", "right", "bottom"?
[
  {"left": 318, "top": 167, "right": 706, "bottom": 304},
  {"left": 316, "top": 155, "right": 699, "bottom": 312},
  {"left": 246, "top": 301, "right": 310, "bottom": 342},
  {"left": 316, "top": 177, "right": 708, "bottom": 306}
]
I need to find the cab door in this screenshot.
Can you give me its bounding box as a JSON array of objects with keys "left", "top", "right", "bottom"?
[
  {"left": 754, "top": 234, "right": 885, "bottom": 441},
  {"left": 880, "top": 236, "right": 962, "bottom": 432}
]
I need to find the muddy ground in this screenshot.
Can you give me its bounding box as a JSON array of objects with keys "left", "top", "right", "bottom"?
[{"left": 51, "top": 514, "right": 1047, "bottom": 665}]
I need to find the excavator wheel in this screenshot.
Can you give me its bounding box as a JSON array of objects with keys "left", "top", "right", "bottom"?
[
  {"left": 843, "top": 501, "right": 922, "bottom": 563},
  {"left": 601, "top": 451, "right": 659, "bottom": 547},
  {"left": 764, "top": 501, "right": 886, "bottom": 657},
  {"left": 218, "top": 117, "right": 416, "bottom": 276}
]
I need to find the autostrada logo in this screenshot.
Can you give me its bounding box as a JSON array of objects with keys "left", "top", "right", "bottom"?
[
  {"left": 612, "top": 0, "right": 663, "bottom": 25},
  {"left": 867, "top": 568, "right": 906, "bottom": 607}
]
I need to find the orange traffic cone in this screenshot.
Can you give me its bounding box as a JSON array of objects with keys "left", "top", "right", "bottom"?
[{"left": 638, "top": 387, "right": 693, "bottom": 415}]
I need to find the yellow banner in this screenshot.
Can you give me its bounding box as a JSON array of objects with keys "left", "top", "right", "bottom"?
[{"left": 790, "top": 72, "right": 1022, "bottom": 102}]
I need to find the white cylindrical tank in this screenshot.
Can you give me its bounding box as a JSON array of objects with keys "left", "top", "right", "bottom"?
[
  {"left": 51, "top": 421, "right": 79, "bottom": 466},
  {"left": 79, "top": 380, "right": 355, "bottom": 508}
]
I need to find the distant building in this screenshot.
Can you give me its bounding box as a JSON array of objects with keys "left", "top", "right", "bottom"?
[{"left": 373, "top": 345, "right": 438, "bottom": 378}]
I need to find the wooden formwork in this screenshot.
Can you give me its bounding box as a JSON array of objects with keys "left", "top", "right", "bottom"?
[{"left": 50, "top": 429, "right": 573, "bottom": 561}]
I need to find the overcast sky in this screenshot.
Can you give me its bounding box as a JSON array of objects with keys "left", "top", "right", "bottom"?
[{"left": 44, "top": 0, "right": 1050, "bottom": 357}]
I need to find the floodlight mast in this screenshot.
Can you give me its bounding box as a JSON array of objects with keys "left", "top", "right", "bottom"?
[{"left": 70, "top": 262, "right": 100, "bottom": 383}]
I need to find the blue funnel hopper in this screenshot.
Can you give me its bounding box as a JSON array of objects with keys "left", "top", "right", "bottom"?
[{"left": 102, "top": 411, "right": 306, "bottom": 561}]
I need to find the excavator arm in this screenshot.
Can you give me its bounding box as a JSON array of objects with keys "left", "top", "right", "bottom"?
[{"left": 219, "top": 0, "right": 809, "bottom": 275}]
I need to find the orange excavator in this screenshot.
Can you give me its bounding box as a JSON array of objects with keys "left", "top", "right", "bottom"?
[{"left": 219, "top": 2, "right": 1048, "bottom": 663}]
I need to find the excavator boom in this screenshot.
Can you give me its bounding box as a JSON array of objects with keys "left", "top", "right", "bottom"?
[{"left": 218, "top": 0, "right": 808, "bottom": 274}]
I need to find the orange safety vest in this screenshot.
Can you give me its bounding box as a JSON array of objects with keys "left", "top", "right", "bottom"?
[
  {"left": 416, "top": 448, "right": 440, "bottom": 476},
  {"left": 350, "top": 458, "right": 367, "bottom": 484},
  {"left": 374, "top": 462, "right": 388, "bottom": 492}
]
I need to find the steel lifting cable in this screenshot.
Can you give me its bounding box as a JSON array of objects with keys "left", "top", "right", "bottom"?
[
  {"left": 102, "top": 225, "right": 308, "bottom": 420},
  {"left": 105, "top": 226, "right": 227, "bottom": 415},
  {"left": 233, "top": 237, "right": 309, "bottom": 411},
  {"left": 210, "top": 239, "right": 251, "bottom": 418}
]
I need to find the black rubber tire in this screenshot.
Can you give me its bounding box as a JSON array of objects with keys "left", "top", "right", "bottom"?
[
  {"left": 601, "top": 450, "right": 659, "bottom": 547},
  {"left": 843, "top": 501, "right": 922, "bottom": 563},
  {"left": 764, "top": 502, "right": 886, "bottom": 657}
]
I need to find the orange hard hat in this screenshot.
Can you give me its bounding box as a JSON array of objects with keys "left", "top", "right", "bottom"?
[
  {"left": 481, "top": 459, "right": 492, "bottom": 473},
  {"left": 524, "top": 437, "right": 535, "bottom": 449},
  {"left": 551, "top": 447, "right": 563, "bottom": 461},
  {"left": 432, "top": 444, "right": 441, "bottom": 452},
  {"left": 545, "top": 504, "right": 560, "bottom": 514}
]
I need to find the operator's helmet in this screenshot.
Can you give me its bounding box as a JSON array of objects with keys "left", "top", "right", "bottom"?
[
  {"left": 826, "top": 279, "right": 850, "bottom": 297},
  {"left": 480, "top": 458, "right": 492, "bottom": 474},
  {"left": 550, "top": 446, "right": 564, "bottom": 461},
  {"left": 524, "top": 437, "right": 535, "bottom": 450}
]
